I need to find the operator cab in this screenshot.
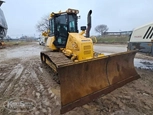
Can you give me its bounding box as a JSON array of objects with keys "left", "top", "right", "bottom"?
[{"left": 49, "top": 9, "right": 79, "bottom": 48}]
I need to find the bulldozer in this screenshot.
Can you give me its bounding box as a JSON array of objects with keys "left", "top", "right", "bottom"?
[{"left": 40, "top": 8, "right": 140, "bottom": 114}]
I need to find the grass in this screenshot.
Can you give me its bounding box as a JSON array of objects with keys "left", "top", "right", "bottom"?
[
  {"left": 3, "top": 36, "right": 129, "bottom": 47},
  {"left": 92, "top": 36, "right": 129, "bottom": 44},
  {"left": 3, "top": 40, "right": 33, "bottom": 47}
]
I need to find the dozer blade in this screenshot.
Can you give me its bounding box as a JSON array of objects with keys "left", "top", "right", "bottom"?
[{"left": 57, "top": 50, "right": 140, "bottom": 114}]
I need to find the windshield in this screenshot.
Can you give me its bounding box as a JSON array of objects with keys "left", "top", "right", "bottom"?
[
  {"left": 68, "top": 14, "right": 78, "bottom": 32},
  {"left": 54, "top": 14, "right": 78, "bottom": 33},
  {"left": 55, "top": 14, "right": 67, "bottom": 35},
  {"left": 50, "top": 13, "right": 78, "bottom": 48}
]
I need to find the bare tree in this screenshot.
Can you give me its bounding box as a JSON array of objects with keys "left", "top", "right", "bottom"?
[
  {"left": 36, "top": 14, "right": 50, "bottom": 33},
  {"left": 95, "top": 24, "right": 108, "bottom": 36}
]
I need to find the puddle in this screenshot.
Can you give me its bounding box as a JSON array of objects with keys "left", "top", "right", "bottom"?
[
  {"left": 99, "top": 52, "right": 153, "bottom": 70},
  {"left": 103, "top": 52, "right": 153, "bottom": 70},
  {"left": 134, "top": 59, "right": 153, "bottom": 70}
]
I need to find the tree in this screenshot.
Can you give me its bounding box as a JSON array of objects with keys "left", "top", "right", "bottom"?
[
  {"left": 95, "top": 24, "right": 108, "bottom": 36},
  {"left": 36, "top": 14, "right": 50, "bottom": 33}
]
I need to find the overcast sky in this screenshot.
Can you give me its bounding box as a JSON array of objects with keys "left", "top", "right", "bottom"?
[{"left": 1, "top": 0, "right": 153, "bottom": 38}]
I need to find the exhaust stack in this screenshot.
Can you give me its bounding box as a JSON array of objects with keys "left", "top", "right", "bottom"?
[{"left": 86, "top": 10, "right": 92, "bottom": 37}]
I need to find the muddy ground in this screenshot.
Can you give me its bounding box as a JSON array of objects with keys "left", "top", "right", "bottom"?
[{"left": 0, "top": 42, "right": 153, "bottom": 115}]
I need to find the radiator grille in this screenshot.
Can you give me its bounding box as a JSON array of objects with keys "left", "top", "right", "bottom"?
[
  {"left": 84, "top": 45, "right": 91, "bottom": 50},
  {"left": 84, "top": 50, "right": 91, "bottom": 55}
]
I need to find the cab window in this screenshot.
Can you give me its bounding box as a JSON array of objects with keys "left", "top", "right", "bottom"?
[{"left": 49, "top": 18, "right": 54, "bottom": 35}]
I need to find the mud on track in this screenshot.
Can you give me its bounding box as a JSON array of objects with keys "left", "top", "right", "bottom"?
[{"left": 0, "top": 43, "right": 153, "bottom": 115}]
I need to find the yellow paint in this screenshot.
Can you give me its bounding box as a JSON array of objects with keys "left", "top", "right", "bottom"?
[
  {"left": 46, "top": 58, "right": 57, "bottom": 72},
  {"left": 63, "top": 49, "right": 72, "bottom": 57},
  {"left": 97, "top": 54, "right": 105, "bottom": 57},
  {"left": 46, "top": 36, "right": 57, "bottom": 50},
  {"left": 46, "top": 9, "right": 105, "bottom": 62},
  {"left": 79, "top": 30, "right": 85, "bottom": 35},
  {"left": 42, "top": 31, "right": 48, "bottom": 37},
  {"left": 50, "top": 8, "right": 79, "bottom": 18},
  {"left": 47, "top": 32, "right": 105, "bottom": 61},
  {"left": 65, "top": 33, "right": 94, "bottom": 61}
]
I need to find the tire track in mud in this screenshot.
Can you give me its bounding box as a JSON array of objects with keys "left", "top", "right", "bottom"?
[
  {"left": 12, "top": 70, "right": 30, "bottom": 98},
  {"left": 0, "top": 59, "right": 61, "bottom": 115},
  {"left": 26, "top": 61, "right": 60, "bottom": 115},
  {"left": 0, "top": 64, "right": 24, "bottom": 97},
  {"left": 35, "top": 63, "right": 60, "bottom": 115},
  {"left": 122, "top": 84, "right": 153, "bottom": 114},
  {"left": 3, "top": 64, "right": 24, "bottom": 97},
  {"left": 0, "top": 64, "right": 25, "bottom": 115}
]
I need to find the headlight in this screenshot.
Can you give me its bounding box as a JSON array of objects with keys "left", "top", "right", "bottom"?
[
  {"left": 76, "top": 10, "right": 79, "bottom": 14},
  {"left": 67, "top": 9, "right": 79, "bottom": 14},
  {"left": 68, "top": 9, "right": 71, "bottom": 13},
  {"left": 72, "top": 10, "right": 75, "bottom": 13}
]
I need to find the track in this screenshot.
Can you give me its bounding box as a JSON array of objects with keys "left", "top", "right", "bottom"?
[
  {"left": 40, "top": 51, "right": 74, "bottom": 83},
  {"left": 41, "top": 51, "right": 73, "bottom": 69}
]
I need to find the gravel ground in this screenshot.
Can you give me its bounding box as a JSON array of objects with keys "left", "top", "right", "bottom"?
[{"left": 0, "top": 42, "right": 153, "bottom": 115}]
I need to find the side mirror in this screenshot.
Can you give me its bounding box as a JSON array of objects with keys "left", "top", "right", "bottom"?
[
  {"left": 77, "top": 15, "right": 81, "bottom": 19},
  {"left": 81, "top": 26, "right": 86, "bottom": 31}
]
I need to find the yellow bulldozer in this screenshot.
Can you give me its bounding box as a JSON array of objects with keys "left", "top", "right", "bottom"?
[{"left": 40, "top": 8, "right": 140, "bottom": 114}]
